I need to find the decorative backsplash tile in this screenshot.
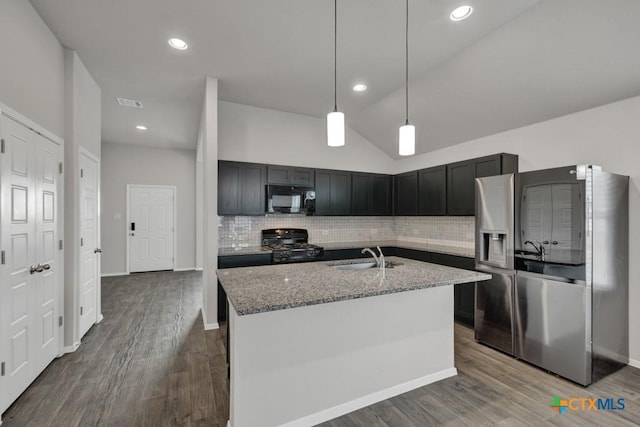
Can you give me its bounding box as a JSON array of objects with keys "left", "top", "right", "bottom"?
[{"left": 218, "top": 215, "right": 475, "bottom": 249}]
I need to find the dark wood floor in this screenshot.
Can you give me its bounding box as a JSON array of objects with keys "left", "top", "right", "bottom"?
[{"left": 3, "top": 271, "right": 640, "bottom": 426}]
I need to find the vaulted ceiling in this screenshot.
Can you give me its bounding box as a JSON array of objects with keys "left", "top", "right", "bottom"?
[{"left": 30, "top": 0, "right": 640, "bottom": 158}]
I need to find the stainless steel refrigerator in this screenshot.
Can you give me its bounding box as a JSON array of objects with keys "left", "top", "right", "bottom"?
[
  {"left": 475, "top": 165, "right": 629, "bottom": 386},
  {"left": 474, "top": 174, "right": 516, "bottom": 356}
]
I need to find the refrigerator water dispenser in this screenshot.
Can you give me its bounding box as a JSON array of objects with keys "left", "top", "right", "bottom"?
[{"left": 480, "top": 231, "right": 508, "bottom": 268}]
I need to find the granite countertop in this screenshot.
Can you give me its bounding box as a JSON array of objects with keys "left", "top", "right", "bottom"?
[
  {"left": 218, "top": 240, "right": 474, "bottom": 258},
  {"left": 217, "top": 256, "right": 490, "bottom": 316},
  {"left": 218, "top": 246, "right": 270, "bottom": 256}
]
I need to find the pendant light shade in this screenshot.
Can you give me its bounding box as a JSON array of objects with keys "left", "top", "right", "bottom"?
[
  {"left": 399, "top": 0, "right": 415, "bottom": 156},
  {"left": 399, "top": 123, "right": 415, "bottom": 156},
  {"left": 327, "top": 0, "right": 345, "bottom": 147},
  {"left": 327, "top": 111, "right": 345, "bottom": 147}
]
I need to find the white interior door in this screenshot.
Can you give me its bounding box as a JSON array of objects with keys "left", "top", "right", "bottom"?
[
  {"left": 34, "top": 133, "right": 61, "bottom": 369},
  {"left": 0, "top": 115, "right": 62, "bottom": 413},
  {"left": 128, "top": 186, "right": 175, "bottom": 273},
  {"left": 79, "top": 152, "right": 100, "bottom": 338}
]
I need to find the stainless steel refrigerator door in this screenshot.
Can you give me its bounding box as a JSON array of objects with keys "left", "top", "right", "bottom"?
[
  {"left": 475, "top": 174, "right": 515, "bottom": 270},
  {"left": 514, "top": 271, "right": 591, "bottom": 385},
  {"left": 474, "top": 268, "right": 514, "bottom": 355}
]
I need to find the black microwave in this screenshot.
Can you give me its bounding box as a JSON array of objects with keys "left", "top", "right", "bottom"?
[{"left": 266, "top": 185, "right": 315, "bottom": 215}]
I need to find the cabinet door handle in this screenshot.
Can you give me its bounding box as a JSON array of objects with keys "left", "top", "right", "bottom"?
[{"left": 552, "top": 241, "right": 558, "bottom": 245}]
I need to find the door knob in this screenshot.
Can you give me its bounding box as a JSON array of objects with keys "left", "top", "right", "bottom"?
[
  {"left": 130, "top": 233, "right": 135, "bottom": 237},
  {"left": 42, "top": 264, "right": 50, "bottom": 270},
  {"left": 30, "top": 264, "right": 44, "bottom": 274},
  {"left": 551, "top": 241, "right": 558, "bottom": 245},
  {"left": 94, "top": 248, "right": 102, "bottom": 254}
]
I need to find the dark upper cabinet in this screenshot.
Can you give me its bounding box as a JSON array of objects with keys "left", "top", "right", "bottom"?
[
  {"left": 315, "top": 169, "right": 352, "bottom": 215},
  {"left": 267, "top": 165, "right": 314, "bottom": 186},
  {"left": 418, "top": 166, "right": 446, "bottom": 215},
  {"left": 446, "top": 153, "right": 518, "bottom": 215},
  {"left": 394, "top": 171, "right": 418, "bottom": 215},
  {"left": 351, "top": 173, "right": 392, "bottom": 216},
  {"left": 218, "top": 161, "right": 266, "bottom": 215},
  {"left": 446, "top": 160, "right": 475, "bottom": 215}
]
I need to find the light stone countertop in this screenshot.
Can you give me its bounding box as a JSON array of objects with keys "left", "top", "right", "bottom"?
[
  {"left": 218, "top": 246, "right": 270, "bottom": 256},
  {"left": 217, "top": 256, "right": 490, "bottom": 316},
  {"left": 218, "top": 240, "right": 474, "bottom": 258}
]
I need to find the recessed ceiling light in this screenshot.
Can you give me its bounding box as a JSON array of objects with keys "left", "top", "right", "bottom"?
[
  {"left": 352, "top": 84, "right": 367, "bottom": 92},
  {"left": 116, "top": 97, "right": 143, "bottom": 108},
  {"left": 168, "top": 38, "right": 188, "bottom": 50},
  {"left": 135, "top": 125, "right": 148, "bottom": 131},
  {"left": 450, "top": 5, "right": 473, "bottom": 21}
]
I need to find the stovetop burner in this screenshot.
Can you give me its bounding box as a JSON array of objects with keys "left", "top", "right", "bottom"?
[{"left": 261, "top": 228, "right": 324, "bottom": 264}]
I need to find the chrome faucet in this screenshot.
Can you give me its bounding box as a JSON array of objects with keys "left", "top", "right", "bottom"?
[
  {"left": 524, "top": 240, "right": 545, "bottom": 261},
  {"left": 361, "top": 246, "right": 385, "bottom": 272}
]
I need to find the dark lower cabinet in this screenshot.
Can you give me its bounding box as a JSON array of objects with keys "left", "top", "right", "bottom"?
[
  {"left": 455, "top": 283, "right": 475, "bottom": 326},
  {"left": 218, "top": 161, "right": 266, "bottom": 215},
  {"left": 394, "top": 171, "right": 418, "bottom": 215},
  {"left": 315, "top": 169, "right": 352, "bottom": 215},
  {"left": 351, "top": 173, "right": 392, "bottom": 215}
]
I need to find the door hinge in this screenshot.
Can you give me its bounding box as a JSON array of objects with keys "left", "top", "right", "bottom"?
[
  {"left": 80, "top": 306, "right": 83, "bottom": 315},
  {"left": 1, "top": 250, "right": 5, "bottom": 265},
  {"left": 0, "top": 138, "right": 5, "bottom": 154},
  {"left": 59, "top": 240, "right": 63, "bottom": 250},
  {"left": 58, "top": 316, "right": 63, "bottom": 327},
  {"left": 80, "top": 237, "right": 84, "bottom": 247},
  {"left": 80, "top": 168, "right": 84, "bottom": 178},
  {"left": 1, "top": 361, "right": 4, "bottom": 376},
  {"left": 59, "top": 162, "right": 63, "bottom": 174}
]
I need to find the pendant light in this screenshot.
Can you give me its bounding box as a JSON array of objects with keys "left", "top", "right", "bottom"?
[
  {"left": 327, "top": 0, "right": 345, "bottom": 147},
  {"left": 399, "top": 0, "right": 415, "bottom": 156}
]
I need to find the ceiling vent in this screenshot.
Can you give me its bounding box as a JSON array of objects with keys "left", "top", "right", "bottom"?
[{"left": 116, "top": 97, "right": 143, "bottom": 108}]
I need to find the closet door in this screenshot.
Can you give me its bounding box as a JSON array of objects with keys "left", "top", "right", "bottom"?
[
  {"left": 34, "top": 133, "right": 61, "bottom": 371},
  {"left": 0, "top": 115, "right": 37, "bottom": 411},
  {"left": 0, "top": 116, "right": 62, "bottom": 414}
]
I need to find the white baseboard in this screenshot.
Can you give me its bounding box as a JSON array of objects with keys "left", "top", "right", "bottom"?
[
  {"left": 174, "top": 267, "right": 197, "bottom": 272},
  {"left": 97, "top": 314, "right": 104, "bottom": 323},
  {"left": 63, "top": 341, "right": 81, "bottom": 353},
  {"left": 101, "top": 272, "right": 128, "bottom": 277},
  {"left": 629, "top": 358, "right": 640, "bottom": 369},
  {"left": 279, "top": 368, "right": 458, "bottom": 427},
  {"left": 195, "top": 267, "right": 203, "bottom": 271},
  {"left": 201, "top": 307, "right": 220, "bottom": 330}
]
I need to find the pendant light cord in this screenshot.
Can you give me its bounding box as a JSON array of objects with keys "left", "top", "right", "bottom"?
[
  {"left": 334, "top": 0, "right": 338, "bottom": 112},
  {"left": 405, "top": 0, "right": 409, "bottom": 126}
]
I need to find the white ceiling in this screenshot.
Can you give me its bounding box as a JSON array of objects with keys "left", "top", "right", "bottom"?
[{"left": 30, "top": 0, "right": 640, "bottom": 158}]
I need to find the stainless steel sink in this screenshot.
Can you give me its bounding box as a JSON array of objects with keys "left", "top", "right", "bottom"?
[{"left": 332, "top": 262, "right": 377, "bottom": 270}]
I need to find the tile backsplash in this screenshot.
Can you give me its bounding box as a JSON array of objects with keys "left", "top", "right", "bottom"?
[{"left": 218, "top": 215, "right": 475, "bottom": 249}]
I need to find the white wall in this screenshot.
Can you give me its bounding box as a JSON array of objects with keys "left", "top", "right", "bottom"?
[
  {"left": 0, "top": 0, "right": 64, "bottom": 138},
  {"left": 63, "top": 50, "right": 102, "bottom": 348},
  {"left": 218, "top": 101, "right": 394, "bottom": 174},
  {"left": 101, "top": 143, "right": 196, "bottom": 274},
  {"left": 395, "top": 95, "right": 640, "bottom": 367}
]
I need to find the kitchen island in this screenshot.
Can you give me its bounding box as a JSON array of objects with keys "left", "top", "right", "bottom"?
[{"left": 217, "top": 257, "right": 490, "bottom": 427}]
